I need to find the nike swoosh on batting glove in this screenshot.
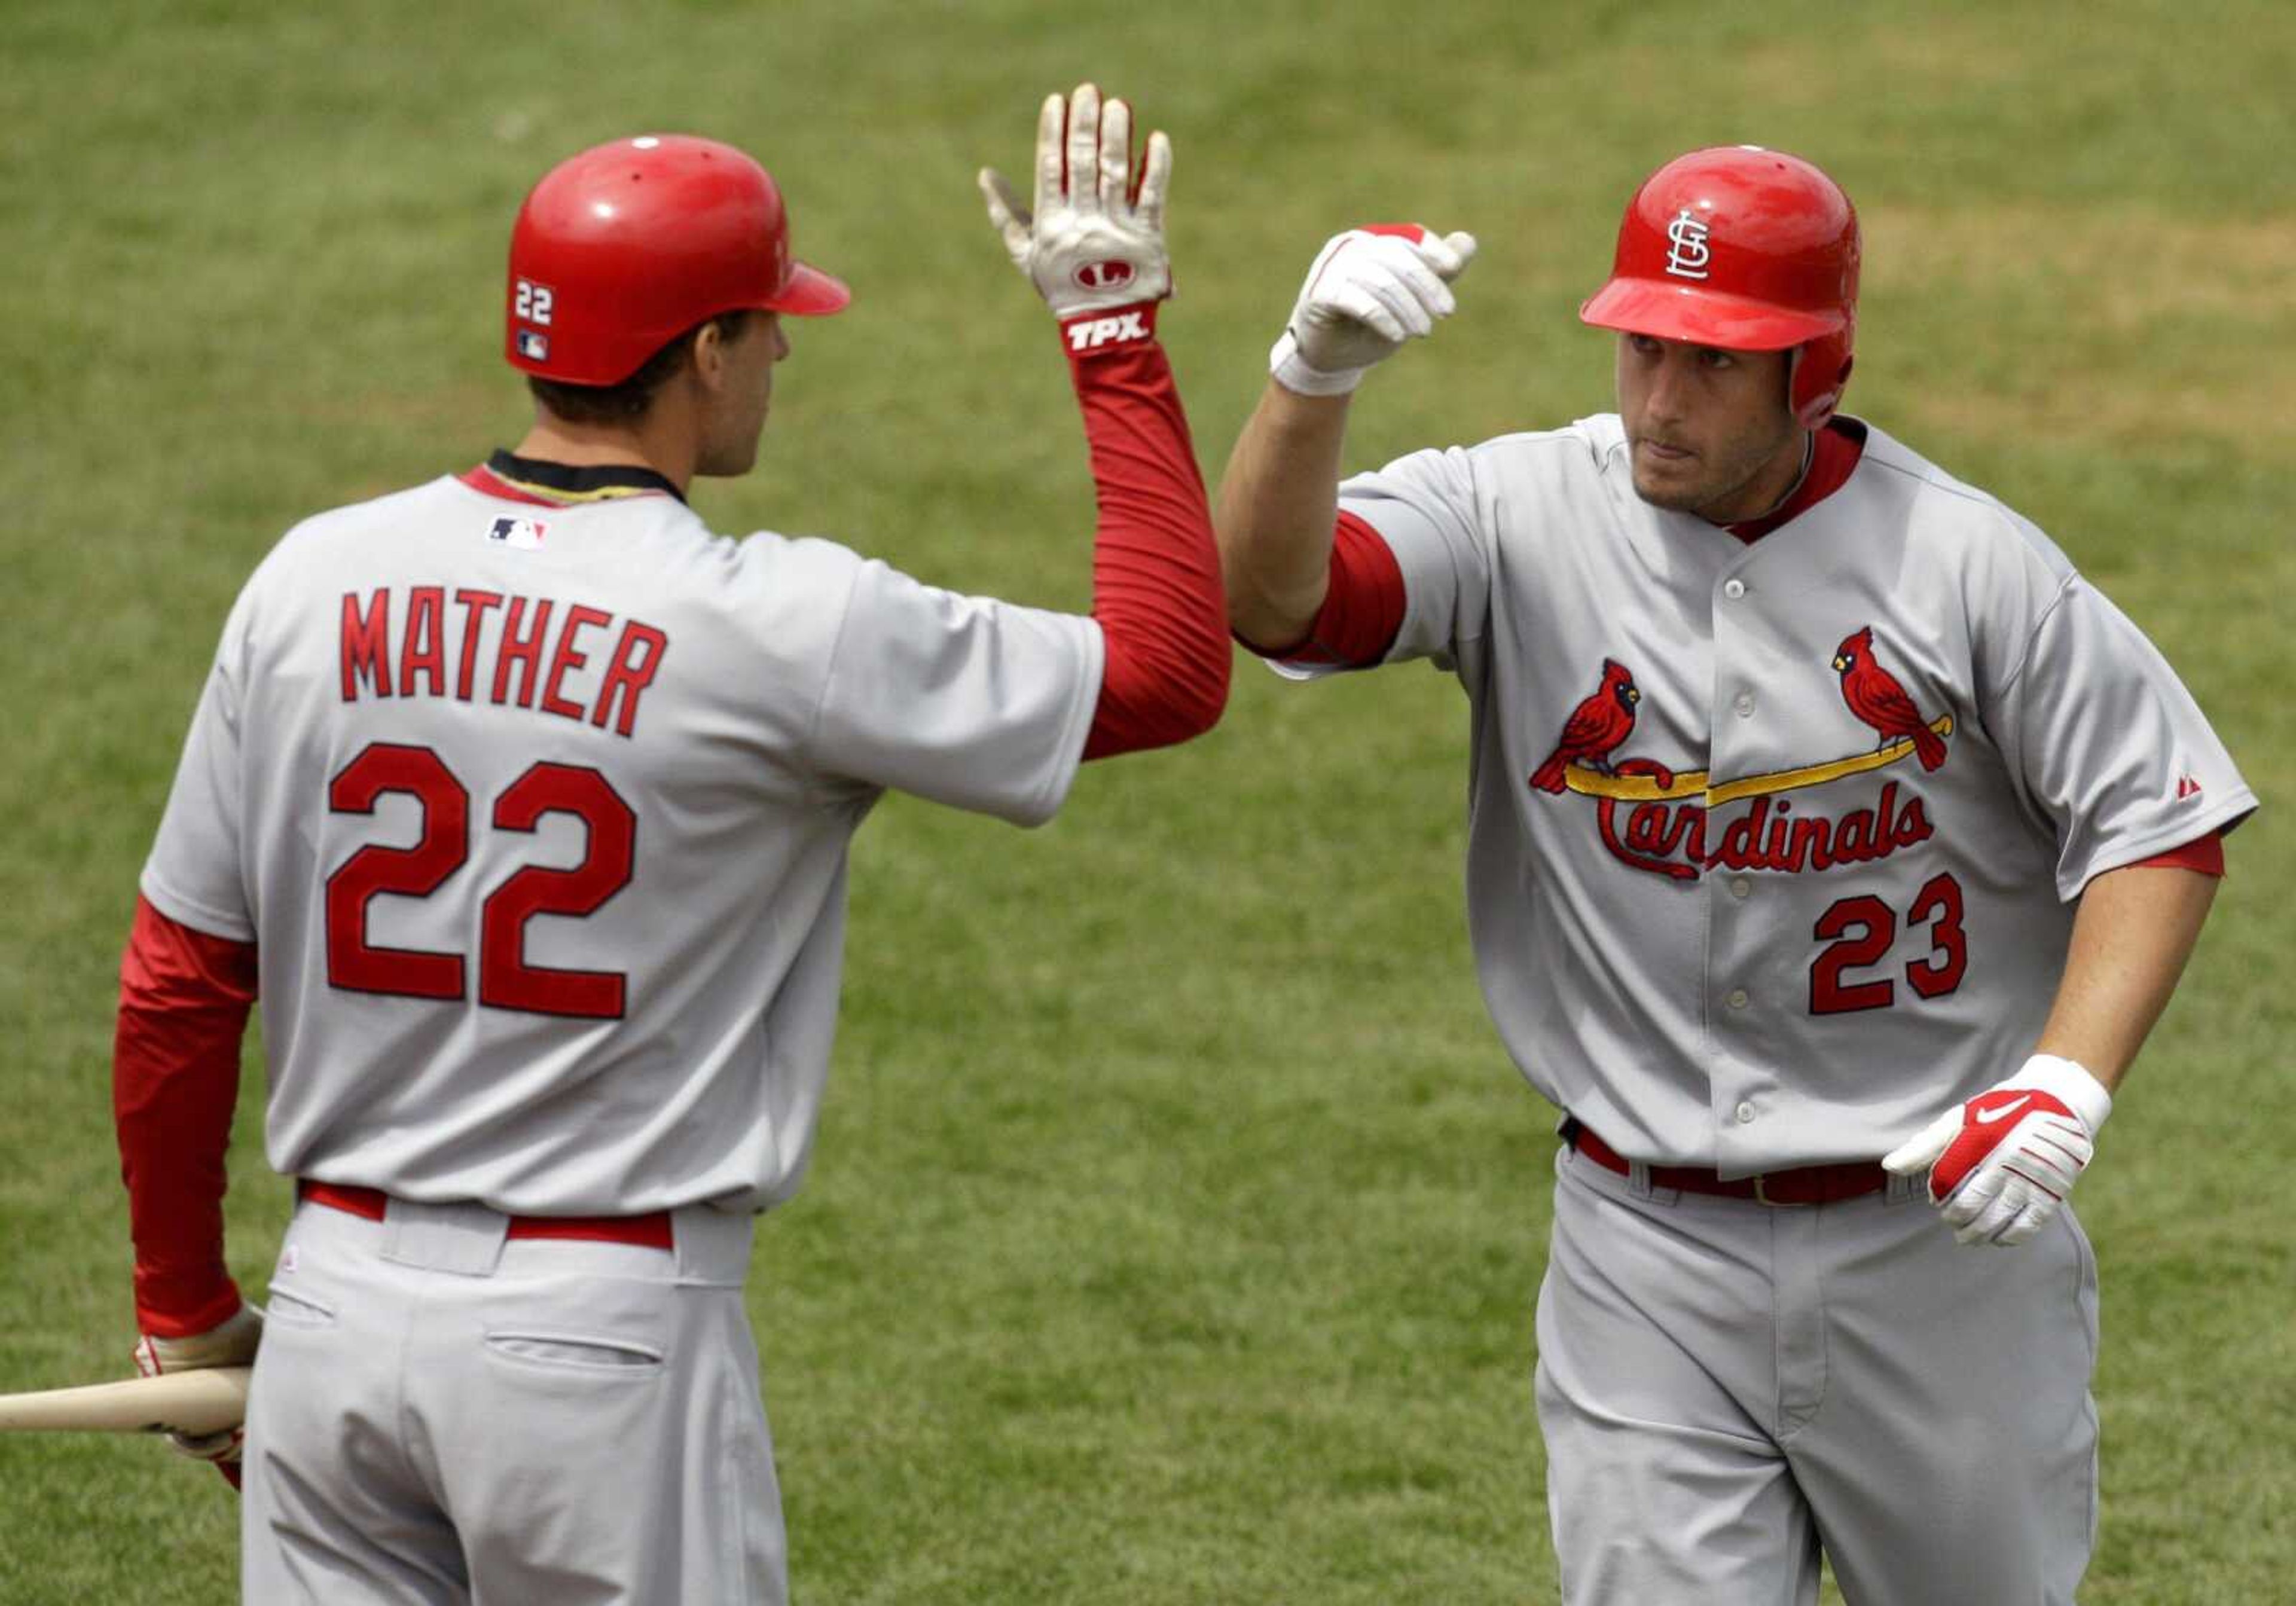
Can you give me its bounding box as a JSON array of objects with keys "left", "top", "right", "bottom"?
[
  {"left": 1882, "top": 1054, "right": 2112, "bottom": 1247},
  {"left": 1270, "top": 225, "right": 1477, "bottom": 396}
]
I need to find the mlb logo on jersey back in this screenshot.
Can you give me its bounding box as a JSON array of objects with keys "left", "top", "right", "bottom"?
[
  {"left": 487, "top": 515, "right": 547, "bottom": 551},
  {"left": 516, "top": 329, "right": 549, "bottom": 362}
]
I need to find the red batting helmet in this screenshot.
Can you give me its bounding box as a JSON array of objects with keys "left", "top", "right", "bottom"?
[
  {"left": 507, "top": 134, "right": 850, "bottom": 386},
  {"left": 1579, "top": 146, "right": 1861, "bottom": 428}
]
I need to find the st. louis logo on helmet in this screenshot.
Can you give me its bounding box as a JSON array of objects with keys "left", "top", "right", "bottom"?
[
  {"left": 1664, "top": 209, "right": 1712, "bottom": 280},
  {"left": 1072, "top": 259, "right": 1135, "bottom": 292}
]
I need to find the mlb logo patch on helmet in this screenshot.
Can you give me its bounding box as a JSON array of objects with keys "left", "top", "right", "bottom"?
[
  {"left": 486, "top": 515, "right": 547, "bottom": 550},
  {"left": 515, "top": 329, "right": 549, "bottom": 362}
]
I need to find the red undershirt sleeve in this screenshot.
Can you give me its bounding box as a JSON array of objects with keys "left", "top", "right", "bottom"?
[
  {"left": 1242, "top": 510, "right": 1407, "bottom": 668},
  {"left": 2127, "top": 832, "right": 2225, "bottom": 877},
  {"left": 1067, "top": 306, "right": 1231, "bottom": 761},
  {"left": 114, "top": 894, "right": 257, "bottom": 1337}
]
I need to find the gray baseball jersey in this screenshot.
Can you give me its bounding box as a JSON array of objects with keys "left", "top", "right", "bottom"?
[
  {"left": 1282, "top": 412, "right": 2254, "bottom": 1173},
  {"left": 141, "top": 471, "right": 1102, "bottom": 1216}
]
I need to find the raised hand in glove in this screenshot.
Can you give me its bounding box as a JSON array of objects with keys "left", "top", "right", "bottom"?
[
  {"left": 1883, "top": 1054, "right": 2113, "bottom": 1247},
  {"left": 1269, "top": 225, "right": 1478, "bottom": 396},
  {"left": 135, "top": 1301, "right": 261, "bottom": 1488},
  {"left": 979, "top": 83, "right": 1172, "bottom": 354}
]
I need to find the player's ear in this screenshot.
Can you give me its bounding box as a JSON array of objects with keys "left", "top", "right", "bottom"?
[{"left": 688, "top": 320, "right": 731, "bottom": 394}]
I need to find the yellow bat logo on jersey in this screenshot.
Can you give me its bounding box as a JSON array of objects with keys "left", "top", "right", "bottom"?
[{"left": 1532, "top": 641, "right": 1953, "bottom": 883}]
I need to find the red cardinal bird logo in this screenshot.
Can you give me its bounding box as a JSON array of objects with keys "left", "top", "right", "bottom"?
[
  {"left": 1531, "top": 658, "right": 1641, "bottom": 793},
  {"left": 1832, "top": 627, "right": 1947, "bottom": 771}
]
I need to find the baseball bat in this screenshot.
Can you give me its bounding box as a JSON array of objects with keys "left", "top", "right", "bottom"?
[{"left": 0, "top": 1366, "right": 251, "bottom": 1436}]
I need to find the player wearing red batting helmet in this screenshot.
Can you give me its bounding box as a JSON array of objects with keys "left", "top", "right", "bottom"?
[
  {"left": 1214, "top": 143, "right": 2250, "bottom": 1605},
  {"left": 1579, "top": 144, "right": 1860, "bottom": 429},
  {"left": 504, "top": 133, "right": 850, "bottom": 387},
  {"left": 113, "top": 87, "right": 1228, "bottom": 1604}
]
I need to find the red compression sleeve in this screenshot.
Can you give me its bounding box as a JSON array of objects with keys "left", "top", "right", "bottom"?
[
  {"left": 114, "top": 894, "right": 256, "bottom": 1336},
  {"left": 1244, "top": 511, "right": 1407, "bottom": 668},
  {"left": 1067, "top": 304, "right": 1230, "bottom": 760}
]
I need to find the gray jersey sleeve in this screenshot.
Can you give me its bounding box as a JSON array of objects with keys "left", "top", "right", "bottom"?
[
  {"left": 1336, "top": 445, "right": 1492, "bottom": 669},
  {"left": 140, "top": 583, "right": 257, "bottom": 942},
  {"left": 807, "top": 556, "right": 1104, "bottom": 826},
  {"left": 1992, "top": 574, "right": 2257, "bottom": 897}
]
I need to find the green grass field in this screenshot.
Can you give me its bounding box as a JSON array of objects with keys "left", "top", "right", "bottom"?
[{"left": 5, "top": 1, "right": 2291, "bottom": 1599}]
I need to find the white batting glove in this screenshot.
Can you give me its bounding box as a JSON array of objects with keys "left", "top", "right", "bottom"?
[
  {"left": 135, "top": 1302, "right": 261, "bottom": 1480},
  {"left": 1269, "top": 225, "right": 1478, "bottom": 396},
  {"left": 979, "top": 84, "right": 1172, "bottom": 353},
  {"left": 1882, "top": 1055, "right": 2113, "bottom": 1247}
]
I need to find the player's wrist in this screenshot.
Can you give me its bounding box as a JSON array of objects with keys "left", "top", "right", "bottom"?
[
  {"left": 135, "top": 1302, "right": 262, "bottom": 1375},
  {"left": 1061, "top": 298, "right": 1162, "bottom": 361},
  {"left": 135, "top": 1278, "right": 247, "bottom": 1344},
  {"left": 2012, "top": 1052, "right": 2112, "bottom": 1133},
  {"left": 1269, "top": 328, "right": 1368, "bottom": 396}
]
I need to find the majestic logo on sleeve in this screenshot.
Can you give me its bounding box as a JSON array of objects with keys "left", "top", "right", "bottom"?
[
  {"left": 1663, "top": 209, "right": 1712, "bottom": 280},
  {"left": 1533, "top": 628, "right": 1953, "bottom": 883}
]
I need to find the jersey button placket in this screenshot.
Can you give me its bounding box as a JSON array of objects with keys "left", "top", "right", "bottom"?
[{"left": 1710, "top": 569, "right": 1762, "bottom": 1155}]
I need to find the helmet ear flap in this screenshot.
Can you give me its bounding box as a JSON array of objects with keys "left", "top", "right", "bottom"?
[{"left": 1790, "top": 335, "right": 1854, "bottom": 429}]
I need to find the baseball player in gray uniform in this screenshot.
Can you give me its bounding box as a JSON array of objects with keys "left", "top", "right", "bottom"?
[
  {"left": 112, "top": 86, "right": 1226, "bottom": 1603},
  {"left": 1215, "top": 147, "right": 2254, "bottom": 1602}
]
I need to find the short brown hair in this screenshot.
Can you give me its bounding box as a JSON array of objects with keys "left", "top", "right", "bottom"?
[{"left": 527, "top": 310, "right": 754, "bottom": 425}]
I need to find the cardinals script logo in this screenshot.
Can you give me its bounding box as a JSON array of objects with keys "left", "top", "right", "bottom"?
[{"left": 1532, "top": 628, "right": 1952, "bottom": 883}]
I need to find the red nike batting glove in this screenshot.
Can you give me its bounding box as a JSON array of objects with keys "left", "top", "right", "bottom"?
[{"left": 1882, "top": 1054, "right": 2113, "bottom": 1247}]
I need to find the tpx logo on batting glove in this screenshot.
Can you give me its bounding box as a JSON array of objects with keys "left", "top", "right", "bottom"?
[
  {"left": 1062, "top": 304, "right": 1156, "bottom": 356},
  {"left": 979, "top": 83, "right": 1173, "bottom": 331},
  {"left": 1882, "top": 1054, "right": 2113, "bottom": 1247},
  {"left": 1270, "top": 224, "right": 1478, "bottom": 396}
]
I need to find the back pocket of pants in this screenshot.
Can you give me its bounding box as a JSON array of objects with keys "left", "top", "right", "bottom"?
[
  {"left": 484, "top": 1329, "right": 665, "bottom": 1372},
  {"left": 264, "top": 1286, "right": 339, "bottom": 1330}
]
